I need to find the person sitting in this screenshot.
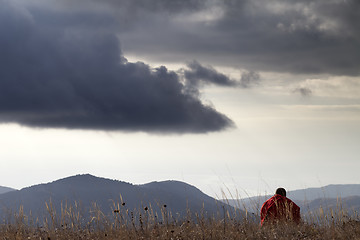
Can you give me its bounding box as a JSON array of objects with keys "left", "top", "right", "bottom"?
[{"left": 260, "top": 187, "right": 300, "bottom": 226}]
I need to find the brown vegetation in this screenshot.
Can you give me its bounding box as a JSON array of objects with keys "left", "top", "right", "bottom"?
[{"left": 0, "top": 200, "right": 360, "bottom": 239}]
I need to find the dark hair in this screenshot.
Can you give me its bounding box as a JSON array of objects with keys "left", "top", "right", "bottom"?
[{"left": 276, "top": 188, "right": 286, "bottom": 197}]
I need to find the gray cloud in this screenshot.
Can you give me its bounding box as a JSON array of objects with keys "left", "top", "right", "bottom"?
[
  {"left": 183, "top": 61, "right": 261, "bottom": 90},
  {"left": 57, "top": 0, "right": 205, "bottom": 13},
  {"left": 23, "top": 0, "right": 360, "bottom": 76},
  {"left": 3, "top": 0, "right": 358, "bottom": 132},
  {"left": 107, "top": 0, "right": 360, "bottom": 76},
  {"left": 0, "top": 0, "right": 234, "bottom": 133},
  {"left": 240, "top": 71, "right": 261, "bottom": 88},
  {"left": 109, "top": 0, "right": 205, "bottom": 13},
  {"left": 184, "top": 61, "right": 236, "bottom": 87}
]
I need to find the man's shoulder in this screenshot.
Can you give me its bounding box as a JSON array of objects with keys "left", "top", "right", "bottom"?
[{"left": 262, "top": 195, "right": 278, "bottom": 208}]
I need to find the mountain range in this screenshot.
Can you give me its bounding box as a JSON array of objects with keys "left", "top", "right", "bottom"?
[
  {"left": 1, "top": 175, "right": 359, "bottom": 223},
  {"left": 0, "top": 174, "right": 240, "bottom": 223}
]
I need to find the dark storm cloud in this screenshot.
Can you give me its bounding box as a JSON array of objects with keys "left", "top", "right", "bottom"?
[
  {"left": 108, "top": 0, "right": 360, "bottom": 76},
  {"left": 57, "top": 0, "right": 205, "bottom": 13},
  {"left": 109, "top": 0, "right": 205, "bottom": 13},
  {"left": 0, "top": 0, "right": 234, "bottom": 133}
]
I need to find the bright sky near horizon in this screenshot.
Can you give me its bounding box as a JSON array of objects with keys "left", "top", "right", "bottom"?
[{"left": 0, "top": 0, "right": 359, "bottom": 198}]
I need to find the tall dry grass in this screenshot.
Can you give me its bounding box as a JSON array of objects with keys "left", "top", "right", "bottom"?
[{"left": 0, "top": 199, "right": 360, "bottom": 239}]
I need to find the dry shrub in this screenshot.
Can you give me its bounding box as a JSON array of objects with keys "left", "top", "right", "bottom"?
[{"left": 0, "top": 200, "right": 360, "bottom": 239}]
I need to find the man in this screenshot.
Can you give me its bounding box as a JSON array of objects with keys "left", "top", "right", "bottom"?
[{"left": 260, "top": 188, "right": 300, "bottom": 226}]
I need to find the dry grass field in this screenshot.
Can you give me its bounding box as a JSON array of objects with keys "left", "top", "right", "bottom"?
[{"left": 1, "top": 200, "right": 360, "bottom": 239}]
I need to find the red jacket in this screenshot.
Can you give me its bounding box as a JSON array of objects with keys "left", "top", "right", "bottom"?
[{"left": 260, "top": 194, "right": 300, "bottom": 225}]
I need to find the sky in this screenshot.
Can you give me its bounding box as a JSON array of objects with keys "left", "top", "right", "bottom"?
[{"left": 0, "top": 0, "right": 359, "bottom": 199}]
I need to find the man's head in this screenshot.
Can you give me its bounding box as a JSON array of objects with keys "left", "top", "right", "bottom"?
[{"left": 275, "top": 188, "right": 286, "bottom": 197}]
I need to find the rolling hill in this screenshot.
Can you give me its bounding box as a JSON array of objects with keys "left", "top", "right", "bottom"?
[{"left": 0, "top": 174, "right": 242, "bottom": 222}]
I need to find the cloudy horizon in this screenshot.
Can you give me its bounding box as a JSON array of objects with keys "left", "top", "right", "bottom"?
[{"left": 0, "top": 0, "right": 359, "bottom": 198}]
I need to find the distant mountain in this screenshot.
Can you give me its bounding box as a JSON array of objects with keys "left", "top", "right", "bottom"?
[
  {"left": 0, "top": 174, "right": 243, "bottom": 222},
  {"left": 288, "top": 184, "right": 360, "bottom": 201},
  {"left": 0, "top": 186, "right": 16, "bottom": 195},
  {"left": 223, "top": 184, "right": 360, "bottom": 217},
  {"left": 301, "top": 195, "right": 360, "bottom": 216}
]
